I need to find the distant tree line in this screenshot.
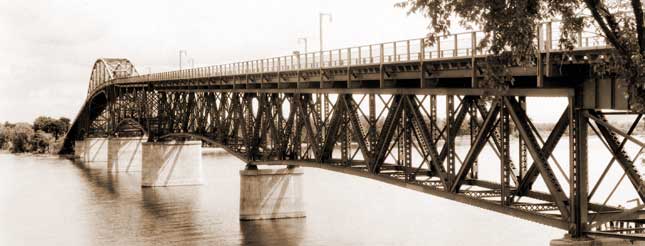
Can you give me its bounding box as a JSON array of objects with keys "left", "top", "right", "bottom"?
[{"left": 0, "top": 116, "right": 70, "bottom": 154}]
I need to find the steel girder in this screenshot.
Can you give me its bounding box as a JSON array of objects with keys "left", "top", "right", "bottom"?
[
  {"left": 504, "top": 96, "right": 571, "bottom": 220},
  {"left": 589, "top": 111, "right": 645, "bottom": 203},
  {"left": 61, "top": 85, "right": 645, "bottom": 240}
]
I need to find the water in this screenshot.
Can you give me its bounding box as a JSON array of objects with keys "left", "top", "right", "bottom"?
[{"left": 0, "top": 136, "right": 642, "bottom": 245}]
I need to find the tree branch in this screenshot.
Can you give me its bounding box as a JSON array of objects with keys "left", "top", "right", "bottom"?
[
  {"left": 631, "top": 0, "right": 645, "bottom": 55},
  {"left": 584, "top": 0, "right": 629, "bottom": 56}
]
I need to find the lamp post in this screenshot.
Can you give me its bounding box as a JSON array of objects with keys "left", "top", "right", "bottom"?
[
  {"left": 319, "top": 13, "right": 332, "bottom": 52},
  {"left": 179, "top": 50, "right": 187, "bottom": 70},
  {"left": 188, "top": 58, "right": 195, "bottom": 69},
  {"left": 298, "top": 37, "right": 308, "bottom": 54},
  {"left": 319, "top": 12, "right": 332, "bottom": 136}
]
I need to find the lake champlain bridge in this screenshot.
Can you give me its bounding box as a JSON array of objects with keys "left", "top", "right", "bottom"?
[{"left": 60, "top": 19, "right": 645, "bottom": 240}]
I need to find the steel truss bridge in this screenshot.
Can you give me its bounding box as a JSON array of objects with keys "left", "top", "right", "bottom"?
[{"left": 61, "top": 20, "right": 645, "bottom": 240}]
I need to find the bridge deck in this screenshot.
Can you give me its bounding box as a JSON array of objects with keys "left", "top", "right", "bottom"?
[
  {"left": 62, "top": 17, "right": 645, "bottom": 241},
  {"left": 91, "top": 19, "right": 614, "bottom": 98}
]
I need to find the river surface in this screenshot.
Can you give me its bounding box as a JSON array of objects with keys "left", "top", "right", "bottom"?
[{"left": 0, "top": 136, "right": 643, "bottom": 245}]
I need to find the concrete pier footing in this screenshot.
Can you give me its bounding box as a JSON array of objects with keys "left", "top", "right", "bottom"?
[
  {"left": 74, "top": 140, "right": 85, "bottom": 160},
  {"left": 141, "top": 140, "right": 203, "bottom": 187},
  {"left": 239, "top": 166, "right": 305, "bottom": 220},
  {"left": 550, "top": 235, "right": 645, "bottom": 246},
  {"left": 84, "top": 137, "right": 108, "bottom": 164},
  {"left": 107, "top": 137, "right": 145, "bottom": 172}
]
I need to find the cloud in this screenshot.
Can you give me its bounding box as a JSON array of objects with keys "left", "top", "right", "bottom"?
[
  {"left": 0, "top": 0, "right": 432, "bottom": 122},
  {"left": 1, "top": 0, "right": 106, "bottom": 48}
]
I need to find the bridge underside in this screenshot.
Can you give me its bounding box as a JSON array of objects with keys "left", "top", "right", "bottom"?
[{"left": 61, "top": 52, "right": 645, "bottom": 240}]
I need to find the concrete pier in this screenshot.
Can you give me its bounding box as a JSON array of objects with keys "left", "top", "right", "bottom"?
[
  {"left": 239, "top": 166, "right": 305, "bottom": 220},
  {"left": 73, "top": 140, "right": 85, "bottom": 160},
  {"left": 550, "top": 235, "right": 645, "bottom": 246},
  {"left": 107, "top": 137, "right": 145, "bottom": 172},
  {"left": 141, "top": 140, "right": 203, "bottom": 187},
  {"left": 84, "top": 137, "right": 108, "bottom": 164}
]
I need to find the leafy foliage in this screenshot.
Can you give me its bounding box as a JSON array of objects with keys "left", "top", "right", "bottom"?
[
  {"left": 31, "top": 131, "right": 54, "bottom": 154},
  {"left": 397, "top": 0, "right": 645, "bottom": 111},
  {"left": 11, "top": 123, "right": 35, "bottom": 153},
  {"left": 0, "top": 116, "right": 70, "bottom": 154},
  {"left": 33, "top": 116, "right": 70, "bottom": 140}
]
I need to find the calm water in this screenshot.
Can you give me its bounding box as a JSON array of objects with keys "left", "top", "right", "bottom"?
[{"left": 1, "top": 136, "right": 642, "bottom": 245}]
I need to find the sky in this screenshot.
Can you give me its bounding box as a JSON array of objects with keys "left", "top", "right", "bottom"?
[{"left": 0, "top": 0, "right": 567, "bottom": 123}]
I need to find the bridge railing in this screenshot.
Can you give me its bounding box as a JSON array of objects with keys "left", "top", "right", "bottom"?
[{"left": 110, "top": 17, "right": 611, "bottom": 87}]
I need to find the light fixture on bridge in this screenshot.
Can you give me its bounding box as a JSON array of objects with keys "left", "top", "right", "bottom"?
[
  {"left": 298, "top": 37, "right": 308, "bottom": 54},
  {"left": 188, "top": 58, "right": 195, "bottom": 69},
  {"left": 319, "top": 12, "right": 332, "bottom": 52},
  {"left": 179, "top": 50, "right": 188, "bottom": 70}
]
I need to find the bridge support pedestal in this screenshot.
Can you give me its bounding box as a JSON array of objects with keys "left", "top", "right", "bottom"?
[
  {"left": 550, "top": 235, "right": 645, "bottom": 246},
  {"left": 239, "top": 165, "right": 305, "bottom": 221},
  {"left": 83, "top": 137, "right": 108, "bottom": 165},
  {"left": 107, "top": 137, "right": 145, "bottom": 172},
  {"left": 74, "top": 140, "right": 85, "bottom": 160},
  {"left": 141, "top": 140, "right": 203, "bottom": 187}
]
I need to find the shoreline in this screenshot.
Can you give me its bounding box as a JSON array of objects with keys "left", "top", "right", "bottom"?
[{"left": 0, "top": 151, "right": 58, "bottom": 157}]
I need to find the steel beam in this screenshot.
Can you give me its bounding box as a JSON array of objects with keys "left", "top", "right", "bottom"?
[
  {"left": 451, "top": 100, "right": 500, "bottom": 192},
  {"left": 504, "top": 96, "right": 570, "bottom": 220}
]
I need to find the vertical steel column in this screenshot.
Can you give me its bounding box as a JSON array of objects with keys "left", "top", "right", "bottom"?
[
  {"left": 369, "top": 94, "right": 376, "bottom": 154},
  {"left": 153, "top": 91, "right": 166, "bottom": 140},
  {"left": 404, "top": 110, "right": 413, "bottom": 181},
  {"left": 397, "top": 113, "right": 404, "bottom": 166},
  {"left": 316, "top": 93, "right": 323, "bottom": 141},
  {"left": 142, "top": 88, "right": 150, "bottom": 140},
  {"left": 537, "top": 24, "right": 544, "bottom": 87},
  {"left": 471, "top": 32, "right": 478, "bottom": 88},
  {"left": 217, "top": 92, "right": 227, "bottom": 143},
  {"left": 446, "top": 96, "right": 455, "bottom": 180},
  {"left": 323, "top": 93, "right": 334, "bottom": 120},
  {"left": 569, "top": 89, "right": 588, "bottom": 237},
  {"left": 340, "top": 109, "right": 349, "bottom": 165},
  {"left": 469, "top": 103, "right": 479, "bottom": 179},
  {"left": 324, "top": 94, "right": 330, "bottom": 130},
  {"left": 379, "top": 44, "right": 385, "bottom": 88},
  {"left": 500, "top": 97, "right": 511, "bottom": 206},
  {"left": 245, "top": 94, "right": 255, "bottom": 159},
  {"left": 273, "top": 94, "right": 283, "bottom": 154},
  {"left": 293, "top": 95, "right": 302, "bottom": 159},
  {"left": 301, "top": 94, "right": 311, "bottom": 159},
  {"left": 107, "top": 86, "right": 115, "bottom": 135},
  {"left": 430, "top": 95, "right": 438, "bottom": 142},
  {"left": 518, "top": 96, "right": 528, "bottom": 179}
]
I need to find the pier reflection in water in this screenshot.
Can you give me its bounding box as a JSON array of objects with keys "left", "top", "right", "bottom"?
[{"left": 0, "top": 140, "right": 570, "bottom": 245}]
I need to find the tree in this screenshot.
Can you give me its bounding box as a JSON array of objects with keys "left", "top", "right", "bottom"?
[
  {"left": 31, "top": 130, "right": 54, "bottom": 154},
  {"left": 11, "top": 123, "right": 34, "bottom": 153},
  {"left": 33, "top": 116, "right": 69, "bottom": 140},
  {"left": 397, "top": 0, "right": 645, "bottom": 111},
  {"left": 33, "top": 117, "right": 47, "bottom": 130},
  {"left": 58, "top": 117, "right": 70, "bottom": 134},
  {"left": 3, "top": 121, "right": 14, "bottom": 128},
  {"left": 0, "top": 124, "right": 14, "bottom": 150}
]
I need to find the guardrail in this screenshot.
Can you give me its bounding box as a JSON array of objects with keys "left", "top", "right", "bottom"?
[{"left": 89, "top": 18, "right": 611, "bottom": 94}]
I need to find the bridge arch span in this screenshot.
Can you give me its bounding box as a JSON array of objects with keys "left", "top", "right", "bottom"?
[
  {"left": 113, "top": 118, "right": 147, "bottom": 137},
  {"left": 157, "top": 133, "right": 248, "bottom": 161},
  {"left": 88, "top": 89, "right": 107, "bottom": 107},
  {"left": 87, "top": 58, "right": 138, "bottom": 94}
]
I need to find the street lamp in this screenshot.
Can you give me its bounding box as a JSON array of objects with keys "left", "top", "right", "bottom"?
[
  {"left": 188, "top": 58, "right": 195, "bottom": 69},
  {"left": 298, "top": 37, "right": 308, "bottom": 54},
  {"left": 179, "top": 50, "right": 187, "bottom": 70},
  {"left": 319, "top": 12, "right": 332, "bottom": 133},
  {"left": 319, "top": 13, "right": 332, "bottom": 52}
]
